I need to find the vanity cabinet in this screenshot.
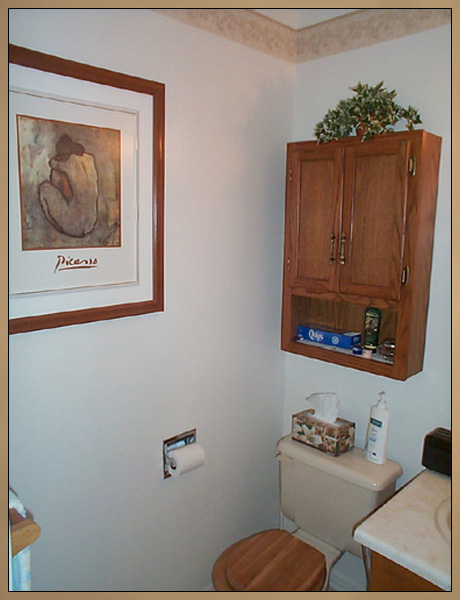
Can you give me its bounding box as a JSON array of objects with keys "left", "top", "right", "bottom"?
[
  {"left": 281, "top": 130, "right": 441, "bottom": 380},
  {"left": 369, "top": 552, "right": 442, "bottom": 591}
]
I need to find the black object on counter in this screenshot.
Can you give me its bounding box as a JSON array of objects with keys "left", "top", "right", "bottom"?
[{"left": 422, "top": 427, "right": 451, "bottom": 477}]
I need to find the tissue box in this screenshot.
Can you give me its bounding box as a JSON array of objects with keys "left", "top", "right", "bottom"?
[
  {"left": 296, "top": 325, "right": 361, "bottom": 350},
  {"left": 292, "top": 409, "right": 355, "bottom": 456}
]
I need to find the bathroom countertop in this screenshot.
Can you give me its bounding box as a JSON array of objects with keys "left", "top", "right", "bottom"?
[{"left": 353, "top": 468, "right": 451, "bottom": 591}]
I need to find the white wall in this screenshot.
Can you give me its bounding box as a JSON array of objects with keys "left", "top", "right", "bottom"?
[
  {"left": 9, "top": 9, "right": 451, "bottom": 593},
  {"left": 9, "top": 9, "right": 292, "bottom": 591},
  {"left": 289, "top": 24, "right": 451, "bottom": 483},
  {"left": 288, "top": 26, "right": 451, "bottom": 591}
]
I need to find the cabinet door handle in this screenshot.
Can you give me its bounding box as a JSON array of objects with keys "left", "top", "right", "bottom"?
[
  {"left": 401, "top": 265, "right": 410, "bottom": 285},
  {"left": 339, "top": 233, "right": 347, "bottom": 265},
  {"left": 329, "top": 233, "right": 336, "bottom": 264}
]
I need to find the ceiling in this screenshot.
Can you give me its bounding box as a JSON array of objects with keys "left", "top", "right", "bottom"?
[{"left": 252, "top": 8, "right": 358, "bottom": 29}]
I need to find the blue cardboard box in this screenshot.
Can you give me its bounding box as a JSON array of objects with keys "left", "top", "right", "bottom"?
[{"left": 297, "top": 325, "right": 361, "bottom": 349}]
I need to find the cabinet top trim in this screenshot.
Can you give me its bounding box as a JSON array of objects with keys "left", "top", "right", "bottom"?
[{"left": 288, "top": 129, "right": 440, "bottom": 150}]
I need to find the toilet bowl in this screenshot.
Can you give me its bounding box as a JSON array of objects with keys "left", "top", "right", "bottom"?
[
  {"left": 212, "top": 435, "right": 403, "bottom": 592},
  {"left": 212, "top": 529, "right": 327, "bottom": 591}
]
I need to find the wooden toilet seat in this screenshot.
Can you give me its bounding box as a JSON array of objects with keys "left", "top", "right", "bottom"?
[{"left": 212, "top": 529, "right": 326, "bottom": 591}]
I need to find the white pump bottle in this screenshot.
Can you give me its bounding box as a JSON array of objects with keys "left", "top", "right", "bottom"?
[{"left": 365, "top": 391, "right": 390, "bottom": 465}]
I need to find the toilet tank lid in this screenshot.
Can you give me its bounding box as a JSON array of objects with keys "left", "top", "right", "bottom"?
[{"left": 277, "top": 435, "right": 403, "bottom": 491}]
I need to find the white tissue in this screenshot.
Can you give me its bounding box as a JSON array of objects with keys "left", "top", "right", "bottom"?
[{"left": 305, "top": 392, "right": 339, "bottom": 423}]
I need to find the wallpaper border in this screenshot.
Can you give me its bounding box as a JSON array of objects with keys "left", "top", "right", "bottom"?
[{"left": 152, "top": 8, "right": 451, "bottom": 63}]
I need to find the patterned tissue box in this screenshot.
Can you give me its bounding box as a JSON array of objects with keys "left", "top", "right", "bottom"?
[{"left": 292, "top": 409, "right": 355, "bottom": 456}]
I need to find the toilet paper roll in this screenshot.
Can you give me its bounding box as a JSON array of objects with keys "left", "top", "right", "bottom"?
[{"left": 167, "top": 443, "right": 205, "bottom": 477}]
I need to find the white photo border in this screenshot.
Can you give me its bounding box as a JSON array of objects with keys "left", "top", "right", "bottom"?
[{"left": 9, "top": 80, "right": 140, "bottom": 296}]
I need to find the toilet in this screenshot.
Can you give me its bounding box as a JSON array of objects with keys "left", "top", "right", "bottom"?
[{"left": 212, "top": 434, "right": 402, "bottom": 591}]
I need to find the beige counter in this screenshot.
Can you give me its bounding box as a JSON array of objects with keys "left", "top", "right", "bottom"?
[{"left": 353, "top": 468, "right": 451, "bottom": 591}]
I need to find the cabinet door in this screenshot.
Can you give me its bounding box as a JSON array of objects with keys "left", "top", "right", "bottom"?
[
  {"left": 339, "top": 138, "right": 410, "bottom": 300},
  {"left": 288, "top": 145, "right": 343, "bottom": 293},
  {"left": 369, "top": 552, "right": 443, "bottom": 591}
]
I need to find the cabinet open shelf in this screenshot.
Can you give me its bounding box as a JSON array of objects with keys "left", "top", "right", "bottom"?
[
  {"left": 285, "top": 337, "right": 396, "bottom": 377},
  {"left": 283, "top": 294, "right": 397, "bottom": 377},
  {"left": 295, "top": 338, "right": 393, "bottom": 364}
]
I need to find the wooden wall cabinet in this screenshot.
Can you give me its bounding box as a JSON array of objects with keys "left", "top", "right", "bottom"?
[{"left": 281, "top": 130, "right": 441, "bottom": 380}]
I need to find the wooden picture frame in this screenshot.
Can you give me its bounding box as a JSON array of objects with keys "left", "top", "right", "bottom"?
[{"left": 9, "top": 44, "right": 165, "bottom": 334}]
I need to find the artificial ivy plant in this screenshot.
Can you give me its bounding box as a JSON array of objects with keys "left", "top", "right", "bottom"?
[{"left": 314, "top": 81, "right": 422, "bottom": 143}]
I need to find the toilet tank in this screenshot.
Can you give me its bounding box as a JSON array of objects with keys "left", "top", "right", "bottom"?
[{"left": 277, "top": 435, "right": 402, "bottom": 557}]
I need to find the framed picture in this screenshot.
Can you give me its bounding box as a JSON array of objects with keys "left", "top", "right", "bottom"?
[{"left": 9, "top": 45, "right": 165, "bottom": 334}]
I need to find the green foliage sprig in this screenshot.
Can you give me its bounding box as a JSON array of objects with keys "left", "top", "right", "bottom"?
[{"left": 314, "top": 82, "right": 422, "bottom": 143}]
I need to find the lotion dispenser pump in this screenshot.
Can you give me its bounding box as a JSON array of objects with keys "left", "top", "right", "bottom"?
[{"left": 365, "top": 391, "right": 390, "bottom": 465}]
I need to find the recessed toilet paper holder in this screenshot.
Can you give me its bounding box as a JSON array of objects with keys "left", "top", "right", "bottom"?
[{"left": 163, "top": 428, "right": 196, "bottom": 479}]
